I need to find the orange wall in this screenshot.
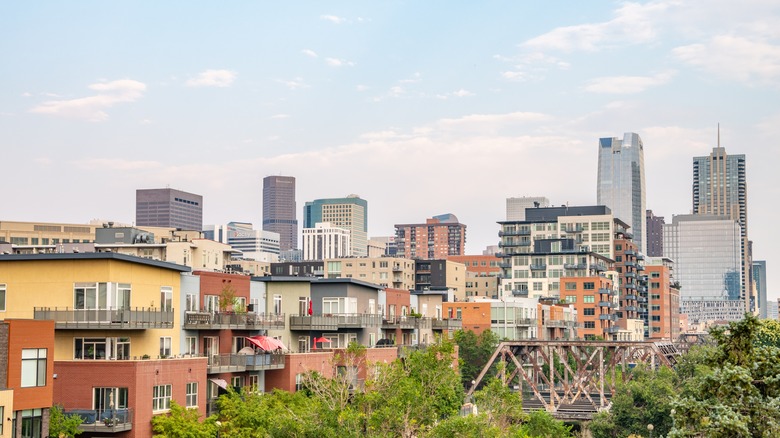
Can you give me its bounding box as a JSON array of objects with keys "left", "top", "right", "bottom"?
[
  {"left": 6, "top": 319, "right": 55, "bottom": 411},
  {"left": 443, "top": 302, "right": 490, "bottom": 335},
  {"left": 194, "top": 271, "right": 250, "bottom": 311}
]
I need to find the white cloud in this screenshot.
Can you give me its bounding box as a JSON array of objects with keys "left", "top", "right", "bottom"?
[
  {"left": 436, "top": 89, "right": 475, "bottom": 99},
  {"left": 436, "top": 111, "right": 552, "bottom": 129},
  {"left": 301, "top": 49, "right": 318, "bottom": 58},
  {"left": 29, "top": 79, "right": 146, "bottom": 122},
  {"left": 523, "top": 1, "right": 671, "bottom": 52},
  {"left": 499, "top": 52, "right": 570, "bottom": 82},
  {"left": 277, "top": 77, "right": 309, "bottom": 90},
  {"left": 325, "top": 57, "right": 355, "bottom": 67},
  {"left": 271, "top": 114, "right": 290, "bottom": 119},
  {"left": 185, "top": 69, "right": 236, "bottom": 88},
  {"left": 584, "top": 71, "right": 676, "bottom": 94},
  {"left": 673, "top": 35, "right": 780, "bottom": 85},
  {"left": 320, "top": 14, "right": 346, "bottom": 24}
]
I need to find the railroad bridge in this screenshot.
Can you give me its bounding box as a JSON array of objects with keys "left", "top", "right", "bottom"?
[{"left": 466, "top": 340, "right": 680, "bottom": 420}]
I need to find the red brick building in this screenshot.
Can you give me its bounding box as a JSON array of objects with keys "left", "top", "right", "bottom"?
[
  {"left": 395, "top": 214, "right": 466, "bottom": 260},
  {"left": 443, "top": 302, "right": 491, "bottom": 335},
  {"left": 645, "top": 259, "right": 681, "bottom": 341}
]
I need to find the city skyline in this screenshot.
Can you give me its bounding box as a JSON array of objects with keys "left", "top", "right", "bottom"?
[{"left": 3, "top": 2, "right": 779, "bottom": 300}]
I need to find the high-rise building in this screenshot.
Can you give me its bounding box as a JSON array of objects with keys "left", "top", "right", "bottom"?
[
  {"left": 136, "top": 188, "right": 203, "bottom": 231},
  {"left": 262, "top": 176, "right": 298, "bottom": 252},
  {"left": 692, "top": 144, "right": 750, "bottom": 311},
  {"left": 394, "top": 213, "right": 466, "bottom": 260},
  {"left": 645, "top": 210, "right": 665, "bottom": 257},
  {"left": 644, "top": 257, "right": 681, "bottom": 341},
  {"left": 304, "top": 195, "right": 368, "bottom": 257},
  {"left": 597, "top": 133, "right": 647, "bottom": 254},
  {"left": 301, "top": 223, "right": 351, "bottom": 261},
  {"left": 663, "top": 214, "right": 743, "bottom": 322},
  {"left": 506, "top": 197, "right": 550, "bottom": 221},
  {"left": 753, "top": 260, "right": 767, "bottom": 318},
  {"left": 203, "top": 222, "right": 281, "bottom": 260}
]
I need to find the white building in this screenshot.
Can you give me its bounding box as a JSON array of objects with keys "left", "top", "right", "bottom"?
[{"left": 302, "top": 222, "right": 351, "bottom": 261}]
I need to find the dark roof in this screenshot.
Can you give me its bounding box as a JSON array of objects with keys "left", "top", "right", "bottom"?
[
  {"left": 250, "top": 276, "right": 314, "bottom": 283},
  {"left": 525, "top": 205, "right": 612, "bottom": 222},
  {"left": 313, "top": 278, "right": 383, "bottom": 290},
  {"left": 0, "top": 252, "right": 191, "bottom": 272}
]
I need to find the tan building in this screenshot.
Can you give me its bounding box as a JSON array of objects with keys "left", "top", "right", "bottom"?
[
  {"left": 465, "top": 274, "right": 499, "bottom": 299},
  {"left": 324, "top": 257, "right": 416, "bottom": 291},
  {"left": 0, "top": 220, "right": 98, "bottom": 249}
]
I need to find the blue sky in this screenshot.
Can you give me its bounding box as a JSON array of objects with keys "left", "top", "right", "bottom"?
[{"left": 2, "top": 1, "right": 779, "bottom": 300}]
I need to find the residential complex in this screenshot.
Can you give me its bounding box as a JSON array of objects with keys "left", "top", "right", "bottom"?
[
  {"left": 303, "top": 195, "right": 368, "bottom": 258},
  {"left": 394, "top": 213, "right": 467, "bottom": 260},
  {"left": 692, "top": 146, "right": 750, "bottom": 312},
  {"left": 597, "top": 133, "right": 647, "bottom": 254},
  {"left": 136, "top": 188, "right": 203, "bottom": 231},
  {"left": 644, "top": 258, "right": 681, "bottom": 341},
  {"left": 646, "top": 210, "right": 664, "bottom": 257},
  {"left": 262, "top": 176, "right": 298, "bottom": 252}
]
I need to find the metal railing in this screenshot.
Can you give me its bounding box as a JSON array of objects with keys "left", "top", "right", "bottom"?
[
  {"left": 34, "top": 307, "right": 173, "bottom": 329},
  {"left": 289, "top": 313, "right": 383, "bottom": 330},
  {"left": 382, "top": 316, "right": 431, "bottom": 329},
  {"left": 183, "top": 312, "right": 285, "bottom": 329},
  {"left": 244, "top": 353, "right": 286, "bottom": 370},
  {"left": 432, "top": 318, "right": 462, "bottom": 330},
  {"left": 65, "top": 408, "right": 133, "bottom": 432},
  {"left": 207, "top": 353, "right": 247, "bottom": 373}
]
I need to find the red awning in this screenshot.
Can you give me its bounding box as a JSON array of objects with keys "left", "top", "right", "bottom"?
[{"left": 246, "top": 335, "right": 286, "bottom": 351}]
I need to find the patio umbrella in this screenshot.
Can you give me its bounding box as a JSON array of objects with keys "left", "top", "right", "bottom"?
[
  {"left": 312, "top": 336, "right": 331, "bottom": 349},
  {"left": 246, "top": 335, "right": 286, "bottom": 351},
  {"left": 237, "top": 346, "right": 256, "bottom": 355}
]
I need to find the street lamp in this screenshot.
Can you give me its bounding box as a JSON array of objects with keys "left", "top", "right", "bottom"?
[{"left": 647, "top": 423, "right": 654, "bottom": 438}]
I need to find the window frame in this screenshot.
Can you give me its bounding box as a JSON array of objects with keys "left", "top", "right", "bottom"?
[
  {"left": 152, "top": 384, "right": 172, "bottom": 412},
  {"left": 21, "top": 348, "right": 47, "bottom": 388}
]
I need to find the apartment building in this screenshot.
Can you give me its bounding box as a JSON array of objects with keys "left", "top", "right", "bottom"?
[
  {"left": 301, "top": 223, "right": 352, "bottom": 261},
  {"left": 644, "top": 258, "right": 681, "bottom": 341},
  {"left": 560, "top": 276, "right": 618, "bottom": 340},
  {"left": 303, "top": 196, "right": 368, "bottom": 258},
  {"left": 414, "top": 260, "right": 466, "bottom": 300},
  {"left": 0, "top": 253, "right": 207, "bottom": 438},
  {"left": 324, "top": 257, "right": 416, "bottom": 290},
  {"left": 394, "top": 213, "right": 467, "bottom": 260}
]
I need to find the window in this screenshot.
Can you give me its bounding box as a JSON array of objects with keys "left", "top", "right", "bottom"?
[
  {"left": 186, "top": 382, "right": 198, "bottom": 408},
  {"left": 232, "top": 337, "right": 245, "bottom": 353},
  {"left": 21, "top": 409, "right": 43, "bottom": 438},
  {"left": 0, "top": 284, "right": 5, "bottom": 311},
  {"left": 160, "top": 287, "right": 173, "bottom": 311},
  {"left": 651, "top": 315, "right": 661, "bottom": 322},
  {"left": 74, "top": 283, "right": 107, "bottom": 309},
  {"left": 273, "top": 295, "right": 282, "bottom": 315},
  {"left": 74, "top": 337, "right": 128, "bottom": 360},
  {"left": 21, "top": 349, "right": 47, "bottom": 387},
  {"left": 205, "top": 295, "right": 219, "bottom": 313},
  {"left": 94, "top": 387, "right": 128, "bottom": 411},
  {"left": 185, "top": 293, "right": 198, "bottom": 312},
  {"left": 583, "top": 308, "right": 595, "bottom": 316},
  {"left": 651, "top": 282, "right": 661, "bottom": 289},
  {"left": 651, "top": 294, "right": 661, "bottom": 300},
  {"left": 651, "top": 305, "right": 661, "bottom": 311},
  {"left": 160, "top": 337, "right": 172, "bottom": 358},
  {"left": 231, "top": 376, "right": 243, "bottom": 388},
  {"left": 295, "top": 373, "right": 304, "bottom": 391},
  {"left": 584, "top": 321, "right": 595, "bottom": 329},
  {"left": 565, "top": 296, "right": 577, "bottom": 303},
  {"left": 532, "top": 282, "right": 543, "bottom": 291},
  {"left": 651, "top": 272, "right": 660, "bottom": 278},
  {"left": 583, "top": 295, "right": 595, "bottom": 303},
  {"left": 185, "top": 337, "right": 197, "bottom": 356},
  {"left": 565, "top": 282, "right": 577, "bottom": 291},
  {"left": 153, "top": 384, "right": 172, "bottom": 412},
  {"left": 583, "top": 282, "right": 595, "bottom": 290}
]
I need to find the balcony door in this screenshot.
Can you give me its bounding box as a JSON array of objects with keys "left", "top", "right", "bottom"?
[{"left": 94, "top": 387, "right": 128, "bottom": 412}]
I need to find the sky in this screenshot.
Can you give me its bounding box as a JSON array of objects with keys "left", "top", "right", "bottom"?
[{"left": 2, "top": 1, "right": 779, "bottom": 300}]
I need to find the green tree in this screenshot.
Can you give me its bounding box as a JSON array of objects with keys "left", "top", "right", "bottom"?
[
  {"left": 669, "top": 314, "right": 780, "bottom": 437},
  {"left": 519, "top": 410, "right": 573, "bottom": 437},
  {"left": 454, "top": 329, "right": 500, "bottom": 389},
  {"left": 48, "top": 405, "right": 83, "bottom": 438},
  {"left": 151, "top": 401, "right": 217, "bottom": 438},
  {"left": 472, "top": 375, "right": 526, "bottom": 432}
]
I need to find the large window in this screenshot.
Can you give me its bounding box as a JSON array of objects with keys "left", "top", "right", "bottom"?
[
  {"left": 74, "top": 337, "right": 129, "bottom": 360},
  {"left": 21, "top": 349, "right": 47, "bottom": 387},
  {"left": 160, "top": 337, "right": 172, "bottom": 358},
  {"left": 186, "top": 382, "right": 198, "bottom": 408},
  {"left": 152, "top": 385, "right": 172, "bottom": 412},
  {"left": 205, "top": 295, "right": 219, "bottom": 313},
  {"left": 74, "top": 283, "right": 130, "bottom": 309},
  {"left": 21, "top": 408, "right": 43, "bottom": 438},
  {"left": 160, "top": 287, "right": 173, "bottom": 311},
  {"left": 185, "top": 337, "right": 198, "bottom": 356},
  {"left": 273, "top": 295, "right": 282, "bottom": 315},
  {"left": 94, "top": 387, "right": 128, "bottom": 411},
  {"left": 185, "top": 293, "right": 198, "bottom": 312}
]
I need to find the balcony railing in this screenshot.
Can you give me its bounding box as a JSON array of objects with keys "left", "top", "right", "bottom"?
[
  {"left": 183, "top": 312, "right": 285, "bottom": 330},
  {"left": 529, "top": 264, "right": 547, "bottom": 271},
  {"left": 65, "top": 408, "right": 133, "bottom": 433},
  {"left": 432, "top": 318, "right": 462, "bottom": 331},
  {"left": 34, "top": 307, "right": 173, "bottom": 330},
  {"left": 382, "top": 316, "right": 431, "bottom": 330},
  {"left": 207, "top": 353, "right": 247, "bottom": 373},
  {"left": 244, "top": 353, "right": 286, "bottom": 371},
  {"left": 563, "top": 263, "right": 587, "bottom": 270},
  {"left": 289, "top": 313, "right": 383, "bottom": 330},
  {"left": 598, "top": 288, "right": 614, "bottom": 296},
  {"left": 598, "top": 301, "right": 613, "bottom": 308},
  {"left": 604, "top": 326, "right": 620, "bottom": 334},
  {"left": 624, "top": 294, "right": 638, "bottom": 301},
  {"left": 545, "top": 320, "right": 566, "bottom": 327}
]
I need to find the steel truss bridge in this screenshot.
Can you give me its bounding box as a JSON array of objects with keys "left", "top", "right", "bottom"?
[{"left": 466, "top": 340, "right": 680, "bottom": 420}]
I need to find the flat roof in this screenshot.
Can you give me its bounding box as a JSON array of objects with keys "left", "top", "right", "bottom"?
[{"left": 0, "top": 252, "right": 191, "bottom": 272}]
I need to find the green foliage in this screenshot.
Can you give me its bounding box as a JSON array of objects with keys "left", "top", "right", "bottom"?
[
  {"left": 48, "top": 405, "right": 83, "bottom": 438},
  {"left": 454, "top": 329, "right": 500, "bottom": 389},
  {"left": 472, "top": 377, "right": 526, "bottom": 431},
  {"left": 151, "top": 401, "right": 217, "bottom": 438},
  {"left": 428, "top": 414, "right": 507, "bottom": 438},
  {"left": 668, "top": 314, "right": 780, "bottom": 438},
  {"left": 755, "top": 318, "right": 780, "bottom": 348},
  {"left": 520, "top": 410, "right": 573, "bottom": 437},
  {"left": 218, "top": 284, "right": 238, "bottom": 312}
]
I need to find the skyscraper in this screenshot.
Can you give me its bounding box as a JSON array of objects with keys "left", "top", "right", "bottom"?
[
  {"left": 262, "top": 176, "right": 297, "bottom": 251},
  {"left": 645, "top": 209, "right": 665, "bottom": 257},
  {"left": 136, "top": 188, "right": 203, "bottom": 230},
  {"left": 753, "top": 260, "right": 767, "bottom": 319},
  {"left": 597, "top": 133, "right": 647, "bottom": 254},
  {"left": 303, "top": 195, "right": 368, "bottom": 257},
  {"left": 692, "top": 142, "right": 749, "bottom": 311}
]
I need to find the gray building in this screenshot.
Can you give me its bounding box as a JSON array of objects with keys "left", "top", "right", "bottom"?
[
  {"left": 663, "top": 214, "right": 743, "bottom": 322},
  {"left": 506, "top": 196, "right": 550, "bottom": 221},
  {"left": 136, "top": 188, "right": 203, "bottom": 231},
  {"left": 203, "top": 222, "right": 281, "bottom": 259},
  {"left": 692, "top": 146, "right": 749, "bottom": 311},
  {"left": 597, "top": 133, "right": 647, "bottom": 254},
  {"left": 263, "top": 176, "right": 298, "bottom": 252},
  {"left": 753, "top": 260, "right": 767, "bottom": 318},
  {"left": 304, "top": 195, "right": 368, "bottom": 258},
  {"left": 646, "top": 210, "right": 664, "bottom": 257}
]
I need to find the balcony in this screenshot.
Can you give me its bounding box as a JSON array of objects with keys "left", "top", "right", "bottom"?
[
  {"left": 545, "top": 320, "right": 566, "bottom": 327},
  {"left": 625, "top": 271, "right": 636, "bottom": 279},
  {"left": 624, "top": 294, "right": 638, "bottom": 301},
  {"left": 289, "top": 313, "right": 383, "bottom": 331},
  {"left": 432, "top": 318, "right": 462, "bottom": 331},
  {"left": 529, "top": 264, "right": 547, "bottom": 271},
  {"left": 244, "top": 353, "right": 286, "bottom": 371},
  {"left": 511, "top": 289, "right": 529, "bottom": 297},
  {"left": 624, "top": 306, "right": 638, "bottom": 312},
  {"left": 624, "top": 249, "right": 635, "bottom": 256},
  {"left": 563, "top": 226, "right": 584, "bottom": 233},
  {"left": 382, "top": 316, "right": 431, "bottom": 330},
  {"left": 564, "top": 263, "right": 587, "bottom": 270},
  {"left": 604, "top": 326, "right": 620, "bottom": 334},
  {"left": 183, "top": 312, "right": 285, "bottom": 330},
  {"left": 498, "top": 261, "right": 512, "bottom": 268},
  {"left": 592, "top": 263, "right": 607, "bottom": 272},
  {"left": 598, "top": 288, "right": 614, "bottom": 296},
  {"left": 598, "top": 301, "right": 612, "bottom": 308},
  {"left": 599, "top": 314, "right": 617, "bottom": 321},
  {"left": 514, "top": 318, "right": 536, "bottom": 326},
  {"left": 65, "top": 408, "right": 133, "bottom": 433},
  {"left": 624, "top": 282, "right": 637, "bottom": 290},
  {"left": 207, "top": 353, "right": 247, "bottom": 373},
  {"left": 34, "top": 307, "right": 173, "bottom": 330}
]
